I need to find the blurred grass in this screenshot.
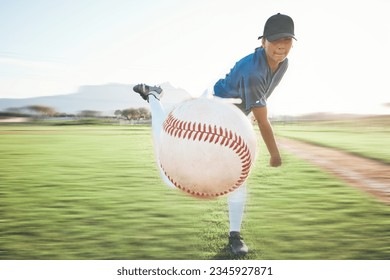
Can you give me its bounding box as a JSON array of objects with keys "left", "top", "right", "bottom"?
[
  {"left": 273, "top": 118, "right": 390, "bottom": 164},
  {"left": 0, "top": 124, "right": 389, "bottom": 260}
]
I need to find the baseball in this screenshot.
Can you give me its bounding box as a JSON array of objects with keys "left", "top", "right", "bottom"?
[{"left": 159, "top": 97, "right": 257, "bottom": 199}]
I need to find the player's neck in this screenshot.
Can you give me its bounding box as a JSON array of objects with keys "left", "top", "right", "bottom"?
[
  {"left": 268, "top": 61, "right": 280, "bottom": 74},
  {"left": 264, "top": 54, "right": 280, "bottom": 73}
]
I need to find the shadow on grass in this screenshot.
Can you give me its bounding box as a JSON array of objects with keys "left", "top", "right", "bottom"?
[{"left": 210, "top": 243, "right": 259, "bottom": 260}]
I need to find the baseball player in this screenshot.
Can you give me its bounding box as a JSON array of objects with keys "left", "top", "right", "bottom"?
[{"left": 132, "top": 13, "right": 296, "bottom": 255}]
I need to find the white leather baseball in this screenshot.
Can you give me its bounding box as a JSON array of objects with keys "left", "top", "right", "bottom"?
[{"left": 159, "top": 98, "right": 257, "bottom": 198}]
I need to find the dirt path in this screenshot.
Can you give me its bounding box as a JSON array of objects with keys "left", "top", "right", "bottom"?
[{"left": 277, "top": 138, "right": 390, "bottom": 205}]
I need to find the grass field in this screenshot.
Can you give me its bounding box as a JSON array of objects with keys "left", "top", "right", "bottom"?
[
  {"left": 1, "top": 124, "right": 390, "bottom": 260},
  {"left": 273, "top": 117, "right": 390, "bottom": 164}
]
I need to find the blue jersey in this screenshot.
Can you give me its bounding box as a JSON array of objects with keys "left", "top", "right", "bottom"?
[{"left": 214, "top": 47, "right": 288, "bottom": 115}]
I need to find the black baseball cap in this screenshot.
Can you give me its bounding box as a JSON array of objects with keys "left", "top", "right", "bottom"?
[{"left": 258, "top": 13, "right": 296, "bottom": 41}]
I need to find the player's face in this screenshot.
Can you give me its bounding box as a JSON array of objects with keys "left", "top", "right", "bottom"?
[{"left": 262, "top": 37, "right": 293, "bottom": 70}]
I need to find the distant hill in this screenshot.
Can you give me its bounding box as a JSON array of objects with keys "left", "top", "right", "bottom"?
[{"left": 0, "top": 82, "right": 192, "bottom": 115}]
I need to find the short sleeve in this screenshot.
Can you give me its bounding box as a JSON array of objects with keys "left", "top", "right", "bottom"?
[{"left": 243, "top": 74, "right": 267, "bottom": 112}]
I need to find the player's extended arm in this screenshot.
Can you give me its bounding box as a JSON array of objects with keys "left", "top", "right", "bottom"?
[{"left": 252, "top": 106, "right": 282, "bottom": 167}]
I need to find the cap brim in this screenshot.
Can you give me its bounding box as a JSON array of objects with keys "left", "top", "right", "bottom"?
[{"left": 258, "top": 33, "right": 297, "bottom": 41}]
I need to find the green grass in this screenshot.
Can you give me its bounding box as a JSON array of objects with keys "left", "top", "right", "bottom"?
[
  {"left": 1, "top": 125, "right": 389, "bottom": 260},
  {"left": 273, "top": 120, "right": 390, "bottom": 164}
]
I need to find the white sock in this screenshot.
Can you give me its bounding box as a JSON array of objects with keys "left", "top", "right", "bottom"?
[
  {"left": 149, "top": 96, "right": 165, "bottom": 157},
  {"left": 149, "top": 96, "right": 176, "bottom": 189},
  {"left": 228, "top": 184, "right": 247, "bottom": 232}
]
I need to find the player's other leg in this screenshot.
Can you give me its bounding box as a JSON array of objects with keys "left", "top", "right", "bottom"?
[
  {"left": 132, "top": 83, "right": 175, "bottom": 189},
  {"left": 228, "top": 184, "right": 249, "bottom": 255}
]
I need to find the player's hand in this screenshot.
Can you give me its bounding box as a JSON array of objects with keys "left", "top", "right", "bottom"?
[{"left": 270, "top": 155, "right": 282, "bottom": 167}]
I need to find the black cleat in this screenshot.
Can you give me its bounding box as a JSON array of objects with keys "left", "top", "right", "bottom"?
[
  {"left": 229, "top": 231, "right": 249, "bottom": 255},
  {"left": 132, "top": 83, "right": 163, "bottom": 102}
]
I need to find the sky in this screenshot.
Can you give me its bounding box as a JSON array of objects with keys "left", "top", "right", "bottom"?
[{"left": 0, "top": 0, "right": 389, "bottom": 116}]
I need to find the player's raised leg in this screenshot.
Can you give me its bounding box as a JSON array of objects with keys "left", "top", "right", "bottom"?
[{"left": 132, "top": 83, "right": 175, "bottom": 189}]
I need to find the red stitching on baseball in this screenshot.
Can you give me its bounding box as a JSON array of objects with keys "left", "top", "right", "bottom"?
[{"left": 161, "top": 112, "right": 253, "bottom": 198}]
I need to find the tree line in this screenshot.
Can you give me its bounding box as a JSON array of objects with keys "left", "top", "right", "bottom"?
[
  {"left": 2, "top": 105, "right": 151, "bottom": 120},
  {"left": 114, "top": 108, "right": 150, "bottom": 120}
]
